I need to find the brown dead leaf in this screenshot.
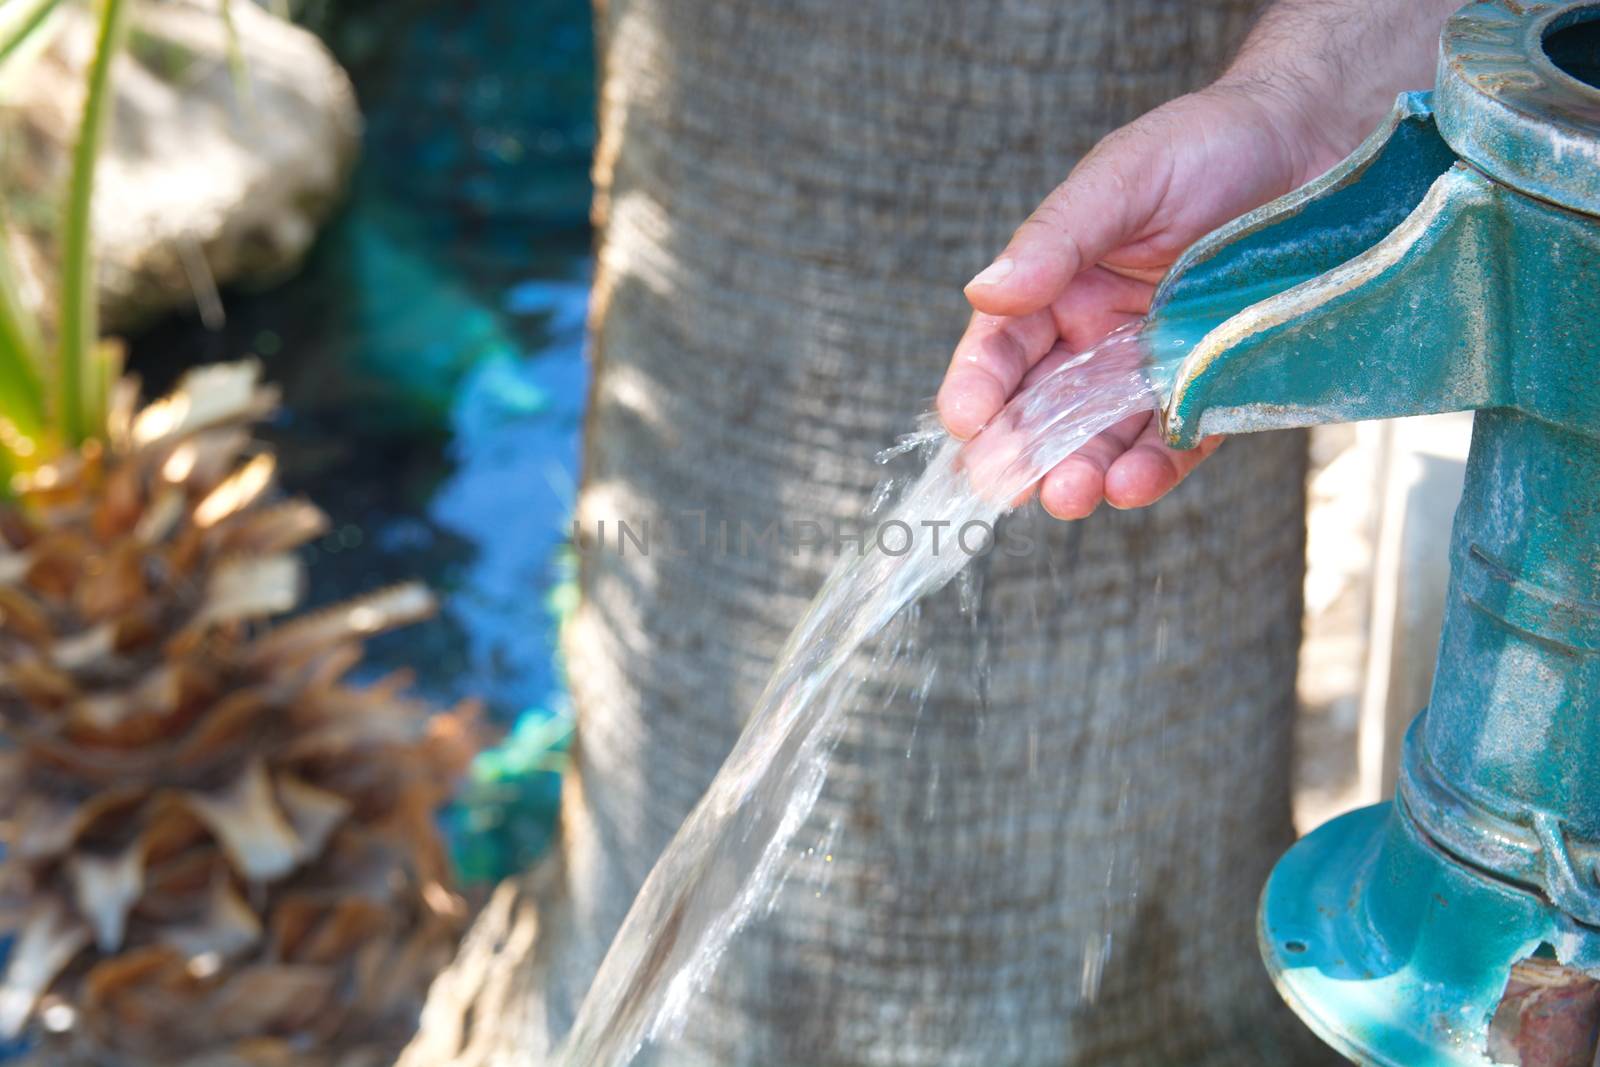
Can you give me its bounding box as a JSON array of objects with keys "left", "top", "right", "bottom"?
[
  {"left": 350, "top": 918, "right": 457, "bottom": 1025},
  {"left": 206, "top": 964, "right": 336, "bottom": 1040},
  {"left": 0, "top": 548, "right": 29, "bottom": 586},
  {"left": 67, "top": 841, "right": 145, "bottom": 952},
  {"left": 131, "top": 363, "right": 274, "bottom": 450},
  {"left": 161, "top": 876, "right": 261, "bottom": 963},
  {"left": 3, "top": 657, "right": 77, "bottom": 707},
  {"left": 215, "top": 500, "right": 328, "bottom": 556},
  {"left": 15, "top": 790, "right": 143, "bottom": 861},
  {"left": 134, "top": 487, "right": 187, "bottom": 546},
  {"left": 78, "top": 946, "right": 195, "bottom": 1053},
  {"left": 170, "top": 429, "right": 252, "bottom": 492},
  {"left": 265, "top": 895, "right": 321, "bottom": 964},
  {"left": 0, "top": 585, "right": 51, "bottom": 645},
  {"left": 91, "top": 458, "right": 146, "bottom": 542},
  {"left": 249, "top": 585, "right": 435, "bottom": 670},
  {"left": 78, "top": 541, "right": 147, "bottom": 621},
  {"left": 81, "top": 945, "right": 187, "bottom": 1014},
  {"left": 275, "top": 776, "right": 350, "bottom": 864},
  {"left": 290, "top": 896, "right": 391, "bottom": 967},
  {"left": 183, "top": 762, "right": 302, "bottom": 882},
  {"left": 193, "top": 455, "right": 276, "bottom": 531},
  {"left": 300, "top": 644, "right": 365, "bottom": 695},
  {"left": 137, "top": 849, "right": 225, "bottom": 925},
  {"left": 138, "top": 798, "right": 208, "bottom": 867},
  {"left": 0, "top": 902, "right": 90, "bottom": 1036},
  {"left": 70, "top": 664, "right": 181, "bottom": 737},
  {"left": 105, "top": 377, "right": 140, "bottom": 450},
  {"left": 22, "top": 730, "right": 169, "bottom": 787},
  {"left": 50, "top": 625, "right": 116, "bottom": 673},
  {"left": 23, "top": 532, "right": 92, "bottom": 600},
  {"left": 196, "top": 556, "right": 302, "bottom": 627},
  {"left": 426, "top": 701, "right": 485, "bottom": 781},
  {"left": 182, "top": 1037, "right": 303, "bottom": 1067},
  {"left": 171, "top": 689, "right": 272, "bottom": 772},
  {"left": 280, "top": 690, "right": 429, "bottom": 761}
]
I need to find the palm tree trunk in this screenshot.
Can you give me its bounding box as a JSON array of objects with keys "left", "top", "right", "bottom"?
[{"left": 403, "top": 0, "right": 1334, "bottom": 1063}]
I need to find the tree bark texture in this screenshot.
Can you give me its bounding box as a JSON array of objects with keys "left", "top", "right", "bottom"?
[{"left": 402, "top": 1, "right": 1335, "bottom": 1064}]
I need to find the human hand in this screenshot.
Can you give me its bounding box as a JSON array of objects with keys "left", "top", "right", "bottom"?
[{"left": 937, "top": 82, "right": 1344, "bottom": 519}]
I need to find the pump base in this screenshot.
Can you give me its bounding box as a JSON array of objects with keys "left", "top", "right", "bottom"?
[{"left": 1260, "top": 803, "right": 1600, "bottom": 1066}]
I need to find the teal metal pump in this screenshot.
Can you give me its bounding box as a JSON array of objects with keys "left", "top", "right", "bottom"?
[{"left": 1145, "top": 3, "right": 1600, "bottom": 1064}]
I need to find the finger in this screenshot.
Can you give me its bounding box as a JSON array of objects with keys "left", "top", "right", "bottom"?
[
  {"left": 959, "top": 346, "right": 1136, "bottom": 503},
  {"left": 965, "top": 128, "right": 1169, "bottom": 317},
  {"left": 1038, "top": 412, "right": 1151, "bottom": 520},
  {"left": 1047, "top": 269, "right": 1155, "bottom": 351},
  {"left": 1037, "top": 454, "right": 1105, "bottom": 521},
  {"left": 1016, "top": 311, "right": 1145, "bottom": 394},
  {"left": 1103, "top": 420, "right": 1225, "bottom": 509},
  {"left": 937, "top": 308, "right": 1057, "bottom": 439}
]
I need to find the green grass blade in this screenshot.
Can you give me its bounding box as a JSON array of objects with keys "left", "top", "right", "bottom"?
[
  {"left": 0, "top": 0, "right": 65, "bottom": 71},
  {"left": 55, "top": 0, "right": 130, "bottom": 445},
  {"left": 0, "top": 233, "right": 46, "bottom": 453},
  {"left": 219, "top": 0, "right": 249, "bottom": 103},
  {"left": 0, "top": 0, "right": 54, "bottom": 464},
  {"left": 0, "top": 223, "right": 43, "bottom": 373}
]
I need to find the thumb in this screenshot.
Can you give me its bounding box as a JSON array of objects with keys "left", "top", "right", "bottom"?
[{"left": 965, "top": 117, "right": 1174, "bottom": 318}]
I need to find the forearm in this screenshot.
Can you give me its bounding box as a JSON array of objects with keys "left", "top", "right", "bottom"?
[{"left": 1218, "top": 0, "right": 1464, "bottom": 178}]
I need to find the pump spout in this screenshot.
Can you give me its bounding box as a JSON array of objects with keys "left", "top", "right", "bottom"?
[{"left": 1147, "top": 93, "right": 1504, "bottom": 449}]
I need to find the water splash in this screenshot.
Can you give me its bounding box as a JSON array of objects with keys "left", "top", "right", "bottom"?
[{"left": 559, "top": 323, "right": 1188, "bottom": 1066}]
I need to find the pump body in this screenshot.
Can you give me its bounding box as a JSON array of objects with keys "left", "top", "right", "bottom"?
[{"left": 1146, "top": 3, "right": 1600, "bottom": 1064}]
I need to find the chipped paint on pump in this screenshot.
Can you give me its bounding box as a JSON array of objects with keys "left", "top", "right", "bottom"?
[{"left": 1146, "top": 2, "right": 1600, "bottom": 1065}]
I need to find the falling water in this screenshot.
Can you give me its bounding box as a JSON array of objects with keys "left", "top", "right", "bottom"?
[{"left": 559, "top": 323, "right": 1192, "bottom": 1066}]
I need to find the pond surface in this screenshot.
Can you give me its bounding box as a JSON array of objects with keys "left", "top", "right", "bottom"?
[{"left": 129, "top": 0, "right": 595, "bottom": 880}]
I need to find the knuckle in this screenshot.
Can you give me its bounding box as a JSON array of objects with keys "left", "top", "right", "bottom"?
[
  {"left": 1015, "top": 207, "right": 1063, "bottom": 242},
  {"left": 973, "top": 330, "right": 1026, "bottom": 379}
]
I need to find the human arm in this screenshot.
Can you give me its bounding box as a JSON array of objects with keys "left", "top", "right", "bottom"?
[{"left": 937, "top": 0, "right": 1464, "bottom": 519}]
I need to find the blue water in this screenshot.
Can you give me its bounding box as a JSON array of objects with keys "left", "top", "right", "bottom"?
[{"left": 128, "top": 0, "right": 596, "bottom": 880}]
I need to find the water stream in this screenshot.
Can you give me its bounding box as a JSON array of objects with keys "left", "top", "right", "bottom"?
[{"left": 560, "top": 323, "right": 1193, "bottom": 1066}]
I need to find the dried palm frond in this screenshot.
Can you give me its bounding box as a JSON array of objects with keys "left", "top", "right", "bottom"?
[{"left": 0, "top": 361, "right": 479, "bottom": 1066}]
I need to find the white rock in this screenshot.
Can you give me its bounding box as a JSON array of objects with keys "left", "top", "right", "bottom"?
[{"left": 3, "top": 0, "right": 361, "bottom": 331}]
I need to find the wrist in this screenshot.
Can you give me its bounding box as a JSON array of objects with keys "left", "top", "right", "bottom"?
[
  {"left": 1215, "top": 0, "right": 1463, "bottom": 184},
  {"left": 1202, "top": 68, "right": 1357, "bottom": 188}
]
